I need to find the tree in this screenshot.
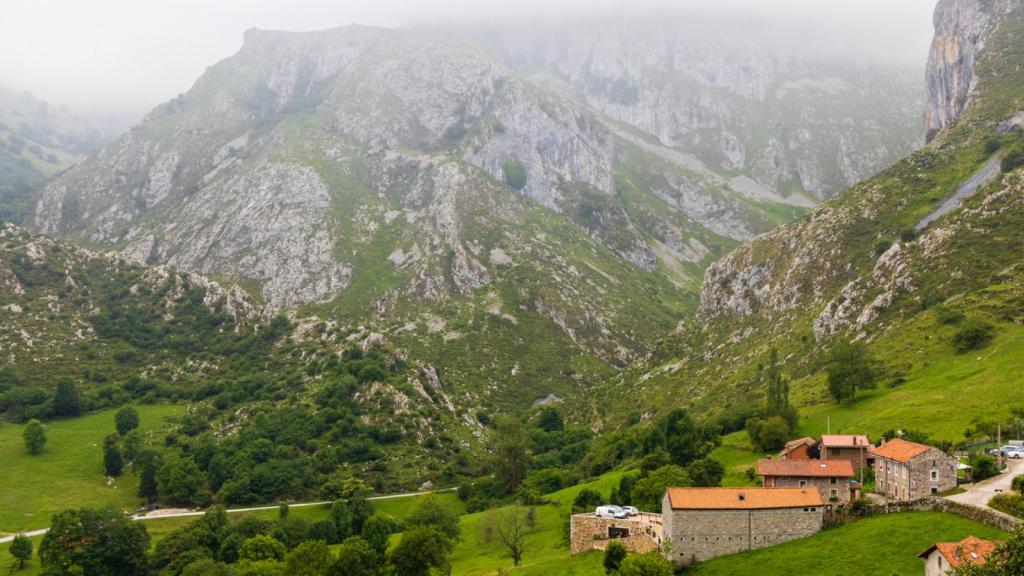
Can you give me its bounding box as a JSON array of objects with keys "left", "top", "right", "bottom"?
[
  {"left": 572, "top": 488, "right": 604, "bottom": 512},
  {"left": 10, "top": 533, "right": 32, "bottom": 570},
  {"left": 331, "top": 536, "right": 380, "bottom": 576},
  {"left": 752, "top": 416, "right": 792, "bottom": 452},
  {"left": 308, "top": 519, "right": 339, "bottom": 545},
  {"left": 52, "top": 378, "right": 81, "bottom": 417},
  {"left": 502, "top": 158, "right": 528, "bottom": 190},
  {"left": 953, "top": 317, "right": 996, "bottom": 353},
  {"left": 649, "top": 409, "right": 717, "bottom": 468},
  {"left": 1013, "top": 475, "right": 1024, "bottom": 497},
  {"left": 348, "top": 495, "right": 374, "bottom": 535},
  {"left": 481, "top": 506, "right": 535, "bottom": 567},
  {"left": 491, "top": 415, "right": 530, "bottom": 494},
  {"left": 603, "top": 541, "right": 627, "bottom": 574},
  {"left": 137, "top": 449, "right": 162, "bottom": 502},
  {"left": 764, "top": 348, "right": 798, "bottom": 427},
  {"left": 632, "top": 465, "right": 692, "bottom": 513},
  {"left": 23, "top": 419, "right": 46, "bottom": 455},
  {"left": 388, "top": 526, "right": 452, "bottom": 576},
  {"left": 610, "top": 474, "right": 637, "bottom": 506},
  {"left": 103, "top": 432, "right": 124, "bottom": 477},
  {"left": 405, "top": 495, "right": 461, "bottom": 541},
  {"left": 687, "top": 458, "right": 725, "bottom": 487},
  {"left": 618, "top": 551, "right": 674, "bottom": 576},
  {"left": 284, "top": 541, "right": 334, "bottom": 576},
  {"left": 1002, "top": 147, "right": 1024, "bottom": 174},
  {"left": 115, "top": 406, "right": 140, "bottom": 436},
  {"left": 39, "top": 507, "right": 150, "bottom": 576},
  {"left": 536, "top": 407, "right": 564, "bottom": 432},
  {"left": 826, "top": 340, "right": 877, "bottom": 404},
  {"left": 361, "top": 514, "right": 396, "bottom": 556},
  {"left": 157, "top": 452, "right": 207, "bottom": 506},
  {"left": 239, "top": 535, "right": 286, "bottom": 562}
]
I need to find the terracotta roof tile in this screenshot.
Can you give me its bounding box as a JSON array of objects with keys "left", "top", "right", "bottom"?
[
  {"left": 756, "top": 459, "right": 855, "bottom": 478},
  {"left": 665, "top": 487, "right": 823, "bottom": 510},
  {"left": 917, "top": 536, "right": 1001, "bottom": 567},
  {"left": 872, "top": 438, "right": 933, "bottom": 463},
  {"left": 820, "top": 434, "right": 872, "bottom": 448}
]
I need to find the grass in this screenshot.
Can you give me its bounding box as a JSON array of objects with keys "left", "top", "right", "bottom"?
[
  {"left": 0, "top": 404, "right": 185, "bottom": 534},
  {"left": 689, "top": 512, "right": 1008, "bottom": 576}
]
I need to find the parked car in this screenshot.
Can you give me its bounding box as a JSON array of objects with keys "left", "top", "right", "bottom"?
[
  {"left": 595, "top": 505, "right": 627, "bottom": 519},
  {"left": 1005, "top": 448, "right": 1024, "bottom": 459},
  {"left": 621, "top": 506, "right": 639, "bottom": 516}
]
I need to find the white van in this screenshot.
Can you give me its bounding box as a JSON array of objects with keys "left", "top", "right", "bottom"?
[{"left": 595, "top": 505, "right": 627, "bottom": 519}]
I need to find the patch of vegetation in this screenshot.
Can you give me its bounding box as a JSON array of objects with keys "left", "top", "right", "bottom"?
[{"left": 503, "top": 158, "right": 527, "bottom": 190}]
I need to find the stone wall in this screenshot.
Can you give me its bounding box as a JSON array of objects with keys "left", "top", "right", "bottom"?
[
  {"left": 663, "top": 507, "right": 824, "bottom": 565},
  {"left": 862, "top": 497, "right": 1021, "bottom": 533},
  {"left": 569, "top": 514, "right": 661, "bottom": 555},
  {"left": 765, "top": 476, "right": 852, "bottom": 506}
]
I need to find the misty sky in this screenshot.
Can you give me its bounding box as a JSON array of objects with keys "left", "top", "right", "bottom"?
[{"left": 1, "top": 0, "right": 938, "bottom": 126}]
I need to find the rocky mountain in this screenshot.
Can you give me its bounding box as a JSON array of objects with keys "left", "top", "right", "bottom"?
[
  {"left": 454, "top": 14, "right": 924, "bottom": 201},
  {"left": 24, "top": 19, "right": 928, "bottom": 419},
  {"left": 609, "top": 0, "right": 1024, "bottom": 439},
  {"left": 0, "top": 87, "right": 110, "bottom": 224}
]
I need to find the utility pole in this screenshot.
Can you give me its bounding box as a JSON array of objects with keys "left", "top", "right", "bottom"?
[
  {"left": 827, "top": 416, "right": 831, "bottom": 436},
  {"left": 997, "top": 423, "right": 1003, "bottom": 471}
]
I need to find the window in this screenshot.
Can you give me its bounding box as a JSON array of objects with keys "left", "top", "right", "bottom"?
[
  {"left": 931, "top": 470, "right": 938, "bottom": 481},
  {"left": 830, "top": 477, "right": 838, "bottom": 484},
  {"left": 931, "top": 487, "right": 939, "bottom": 495},
  {"left": 799, "top": 480, "right": 807, "bottom": 488},
  {"left": 830, "top": 489, "right": 838, "bottom": 498}
]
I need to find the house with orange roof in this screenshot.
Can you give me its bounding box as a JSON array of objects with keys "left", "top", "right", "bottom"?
[
  {"left": 778, "top": 436, "right": 817, "bottom": 460},
  {"left": 661, "top": 487, "right": 824, "bottom": 565},
  {"left": 918, "top": 536, "right": 1001, "bottom": 576},
  {"left": 756, "top": 459, "right": 857, "bottom": 506},
  {"left": 873, "top": 438, "right": 957, "bottom": 501},
  {"left": 820, "top": 434, "right": 875, "bottom": 469}
]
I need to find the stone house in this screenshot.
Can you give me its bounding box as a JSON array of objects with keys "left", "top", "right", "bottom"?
[
  {"left": 820, "top": 434, "right": 874, "bottom": 469},
  {"left": 873, "top": 438, "right": 957, "bottom": 501},
  {"left": 918, "top": 536, "right": 1000, "bottom": 575},
  {"left": 756, "top": 459, "right": 857, "bottom": 506},
  {"left": 661, "top": 487, "right": 824, "bottom": 565},
  {"left": 779, "top": 437, "right": 817, "bottom": 460}
]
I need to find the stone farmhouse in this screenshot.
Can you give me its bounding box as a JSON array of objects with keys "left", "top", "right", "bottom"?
[
  {"left": 568, "top": 512, "right": 662, "bottom": 555},
  {"left": 820, "top": 434, "right": 874, "bottom": 469},
  {"left": 661, "top": 487, "right": 824, "bottom": 565},
  {"left": 756, "top": 459, "right": 857, "bottom": 506},
  {"left": 874, "top": 438, "right": 957, "bottom": 501},
  {"left": 778, "top": 437, "right": 817, "bottom": 460},
  {"left": 918, "top": 536, "right": 1001, "bottom": 576}
]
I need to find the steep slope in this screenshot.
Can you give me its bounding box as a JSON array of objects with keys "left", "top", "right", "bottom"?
[
  {"left": 0, "top": 87, "right": 110, "bottom": 223},
  {"left": 608, "top": 0, "right": 1024, "bottom": 442},
  {"left": 459, "top": 14, "right": 924, "bottom": 201},
  {"left": 26, "top": 26, "right": 808, "bottom": 410},
  {"left": 0, "top": 222, "right": 481, "bottom": 492}
]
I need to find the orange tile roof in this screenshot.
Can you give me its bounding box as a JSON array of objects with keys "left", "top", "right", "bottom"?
[
  {"left": 872, "top": 438, "right": 932, "bottom": 463},
  {"left": 917, "top": 536, "right": 1001, "bottom": 567},
  {"left": 756, "top": 459, "right": 855, "bottom": 478},
  {"left": 779, "top": 437, "right": 816, "bottom": 457},
  {"left": 820, "top": 434, "right": 872, "bottom": 448},
  {"left": 664, "top": 487, "right": 823, "bottom": 510}
]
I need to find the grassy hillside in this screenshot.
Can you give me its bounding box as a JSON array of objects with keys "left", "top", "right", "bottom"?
[
  {"left": 690, "top": 512, "right": 1007, "bottom": 576},
  {"left": 0, "top": 404, "right": 183, "bottom": 534}
]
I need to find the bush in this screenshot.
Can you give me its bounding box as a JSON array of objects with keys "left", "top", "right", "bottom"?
[
  {"left": 874, "top": 240, "right": 891, "bottom": 256},
  {"left": 899, "top": 228, "right": 917, "bottom": 243},
  {"left": 502, "top": 158, "right": 527, "bottom": 190},
  {"left": 984, "top": 136, "right": 1002, "bottom": 155},
  {"left": 935, "top": 306, "right": 965, "bottom": 325},
  {"left": 1013, "top": 475, "right": 1024, "bottom": 497},
  {"left": 952, "top": 317, "right": 996, "bottom": 352},
  {"left": 969, "top": 454, "right": 1001, "bottom": 481},
  {"left": 1002, "top": 147, "right": 1024, "bottom": 173},
  {"left": 572, "top": 488, "right": 604, "bottom": 512}
]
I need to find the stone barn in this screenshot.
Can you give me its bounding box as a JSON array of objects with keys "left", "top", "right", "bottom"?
[{"left": 661, "top": 487, "right": 824, "bottom": 565}]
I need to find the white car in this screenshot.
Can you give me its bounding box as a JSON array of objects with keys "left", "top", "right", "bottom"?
[
  {"left": 595, "top": 505, "right": 627, "bottom": 519},
  {"left": 1005, "top": 448, "right": 1024, "bottom": 459},
  {"left": 621, "top": 506, "right": 639, "bottom": 516}
]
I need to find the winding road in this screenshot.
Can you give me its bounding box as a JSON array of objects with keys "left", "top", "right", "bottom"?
[
  {"left": 946, "top": 457, "right": 1024, "bottom": 520},
  {"left": 0, "top": 487, "right": 455, "bottom": 544},
  {"left": 914, "top": 154, "right": 1004, "bottom": 232}
]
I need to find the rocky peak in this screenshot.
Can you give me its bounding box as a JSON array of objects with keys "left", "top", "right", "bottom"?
[{"left": 925, "top": 0, "right": 1013, "bottom": 140}]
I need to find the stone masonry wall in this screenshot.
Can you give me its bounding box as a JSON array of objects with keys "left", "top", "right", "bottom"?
[
  {"left": 569, "top": 514, "right": 661, "bottom": 555},
  {"left": 664, "top": 507, "right": 824, "bottom": 565},
  {"left": 766, "top": 476, "right": 852, "bottom": 506}
]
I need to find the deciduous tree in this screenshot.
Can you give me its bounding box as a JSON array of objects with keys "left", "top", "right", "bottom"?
[
  {"left": 39, "top": 508, "right": 150, "bottom": 576},
  {"left": 9, "top": 533, "right": 32, "bottom": 570},
  {"left": 23, "top": 418, "right": 46, "bottom": 455},
  {"left": 115, "top": 406, "right": 140, "bottom": 436}
]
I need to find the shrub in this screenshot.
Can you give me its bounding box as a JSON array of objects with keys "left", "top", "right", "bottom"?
[
  {"left": 23, "top": 418, "right": 46, "bottom": 454},
  {"left": 984, "top": 136, "right": 1002, "bottom": 155},
  {"left": 969, "top": 454, "right": 1000, "bottom": 481},
  {"left": 502, "top": 158, "right": 527, "bottom": 190},
  {"left": 1002, "top": 147, "right": 1024, "bottom": 173},
  {"left": 935, "top": 306, "right": 965, "bottom": 325},
  {"left": 952, "top": 317, "right": 995, "bottom": 352},
  {"left": 874, "top": 240, "right": 892, "bottom": 256},
  {"left": 604, "top": 541, "right": 627, "bottom": 574},
  {"left": 572, "top": 488, "right": 604, "bottom": 512},
  {"left": 899, "top": 228, "right": 917, "bottom": 243}
]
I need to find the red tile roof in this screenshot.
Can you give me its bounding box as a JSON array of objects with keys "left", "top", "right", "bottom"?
[
  {"left": 779, "top": 437, "right": 816, "bottom": 457},
  {"left": 756, "top": 459, "right": 855, "bottom": 478},
  {"left": 872, "top": 438, "right": 933, "bottom": 463},
  {"left": 819, "top": 434, "right": 872, "bottom": 448},
  {"left": 917, "top": 536, "right": 1001, "bottom": 567},
  {"left": 664, "top": 487, "right": 823, "bottom": 510}
]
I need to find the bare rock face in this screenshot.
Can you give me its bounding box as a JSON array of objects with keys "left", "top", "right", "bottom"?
[{"left": 925, "top": 0, "right": 1012, "bottom": 139}]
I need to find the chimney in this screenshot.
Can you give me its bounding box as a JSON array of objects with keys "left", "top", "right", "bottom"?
[{"left": 880, "top": 437, "right": 886, "bottom": 446}]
